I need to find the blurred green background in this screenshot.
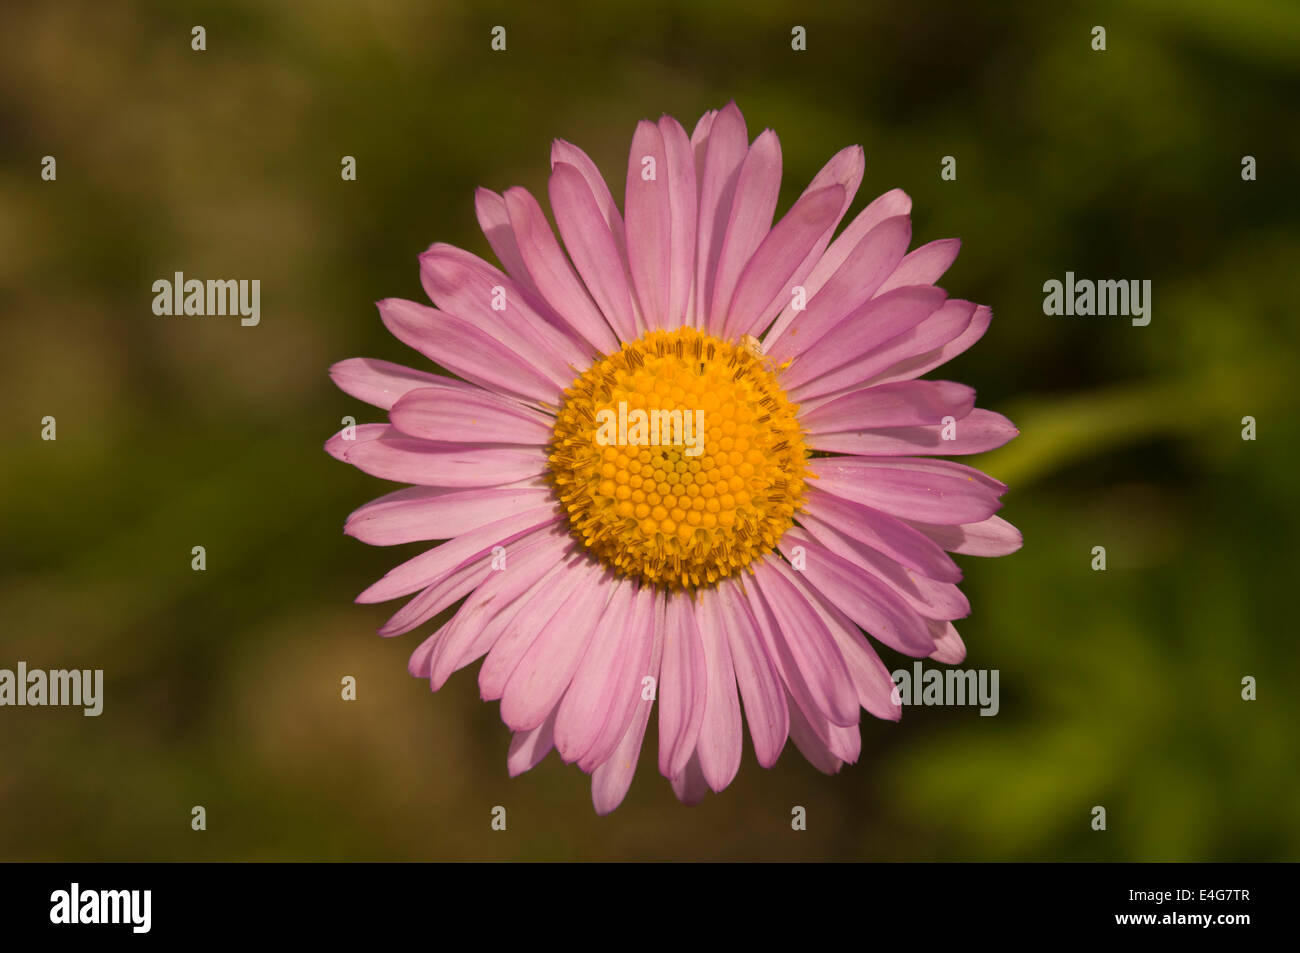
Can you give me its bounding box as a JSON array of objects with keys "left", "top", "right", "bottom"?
[{"left": 2, "top": 0, "right": 1297, "bottom": 861}]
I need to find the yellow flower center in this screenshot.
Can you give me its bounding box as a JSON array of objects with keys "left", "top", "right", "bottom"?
[{"left": 548, "top": 327, "right": 807, "bottom": 589}]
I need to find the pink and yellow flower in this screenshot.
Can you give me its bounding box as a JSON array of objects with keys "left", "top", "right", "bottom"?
[{"left": 327, "top": 103, "right": 1020, "bottom": 812}]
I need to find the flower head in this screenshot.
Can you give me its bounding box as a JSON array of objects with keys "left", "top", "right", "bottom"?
[{"left": 327, "top": 103, "right": 1020, "bottom": 813}]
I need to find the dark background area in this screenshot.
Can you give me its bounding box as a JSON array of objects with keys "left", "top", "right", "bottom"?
[{"left": 1, "top": 0, "right": 1297, "bottom": 860}]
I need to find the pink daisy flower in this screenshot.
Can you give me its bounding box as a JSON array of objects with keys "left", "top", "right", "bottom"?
[{"left": 327, "top": 102, "right": 1020, "bottom": 813}]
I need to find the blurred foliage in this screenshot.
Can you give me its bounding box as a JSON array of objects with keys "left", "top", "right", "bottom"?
[{"left": 0, "top": 0, "right": 1297, "bottom": 860}]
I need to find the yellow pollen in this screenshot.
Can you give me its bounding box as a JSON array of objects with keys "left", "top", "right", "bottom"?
[{"left": 547, "top": 327, "right": 807, "bottom": 590}]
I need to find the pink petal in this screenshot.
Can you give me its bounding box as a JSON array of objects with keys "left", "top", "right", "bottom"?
[
  {"left": 784, "top": 689, "right": 844, "bottom": 775},
  {"left": 500, "top": 570, "right": 618, "bottom": 731},
  {"left": 339, "top": 430, "right": 548, "bottom": 488},
  {"left": 475, "top": 188, "right": 545, "bottom": 301},
  {"left": 716, "top": 579, "right": 788, "bottom": 768},
  {"left": 571, "top": 584, "right": 657, "bottom": 771},
  {"left": 721, "top": 184, "right": 846, "bottom": 341},
  {"left": 502, "top": 185, "right": 621, "bottom": 356},
  {"left": 377, "top": 298, "right": 561, "bottom": 405},
  {"left": 551, "top": 139, "right": 629, "bottom": 267},
  {"left": 389, "top": 385, "right": 554, "bottom": 445},
  {"left": 781, "top": 286, "right": 947, "bottom": 392},
  {"left": 657, "top": 591, "right": 707, "bottom": 780},
  {"left": 783, "top": 666, "right": 863, "bottom": 765},
  {"left": 766, "top": 215, "right": 912, "bottom": 362},
  {"left": 807, "top": 457, "right": 1002, "bottom": 524},
  {"left": 794, "top": 576, "right": 902, "bottom": 722},
  {"left": 793, "top": 298, "right": 979, "bottom": 404},
  {"left": 690, "top": 108, "right": 717, "bottom": 177},
  {"left": 625, "top": 119, "right": 671, "bottom": 330},
  {"left": 830, "top": 455, "right": 1008, "bottom": 495},
  {"left": 798, "top": 512, "right": 970, "bottom": 621},
  {"left": 751, "top": 557, "right": 860, "bottom": 728},
  {"left": 478, "top": 555, "right": 600, "bottom": 701},
  {"left": 906, "top": 514, "right": 1024, "bottom": 557},
  {"left": 747, "top": 565, "right": 862, "bottom": 765},
  {"left": 669, "top": 750, "right": 710, "bottom": 806},
  {"left": 807, "top": 188, "right": 912, "bottom": 291},
  {"left": 707, "top": 129, "right": 781, "bottom": 329},
  {"left": 329, "top": 358, "right": 445, "bottom": 411},
  {"left": 865, "top": 303, "right": 993, "bottom": 388},
  {"left": 356, "top": 503, "right": 561, "bottom": 604},
  {"left": 551, "top": 579, "right": 639, "bottom": 763},
  {"left": 408, "top": 631, "right": 440, "bottom": 679},
  {"left": 801, "top": 489, "right": 962, "bottom": 583},
  {"left": 754, "top": 144, "right": 865, "bottom": 338},
  {"left": 591, "top": 590, "right": 667, "bottom": 815},
  {"left": 800, "top": 380, "right": 976, "bottom": 434},
  {"left": 379, "top": 504, "right": 566, "bottom": 647},
  {"left": 507, "top": 707, "right": 558, "bottom": 777},
  {"left": 875, "top": 238, "right": 961, "bottom": 295},
  {"left": 808, "top": 408, "right": 1019, "bottom": 456},
  {"left": 417, "top": 245, "right": 590, "bottom": 373},
  {"left": 325, "top": 422, "right": 386, "bottom": 463},
  {"left": 549, "top": 162, "right": 638, "bottom": 343},
  {"left": 658, "top": 115, "right": 698, "bottom": 330},
  {"left": 927, "top": 620, "right": 967, "bottom": 665},
  {"left": 778, "top": 530, "right": 936, "bottom": 656},
  {"left": 688, "top": 113, "right": 718, "bottom": 295},
  {"left": 695, "top": 588, "right": 743, "bottom": 793},
  {"left": 345, "top": 483, "right": 553, "bottom": 545},
  {"left": 427, "top": 530, "right": 574, "bottom": 689},
  {"left": 826, "top": 720, "right": 863, "bottom": 764},
  {"left": 764, "top": 188, "right": 911, "bottom": 346},
  {"left": 377, "top": 553, "right": 493, "bottom": 638},
  {"left": 693, "top": 102, "right": 748, "bottom": 332}
]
